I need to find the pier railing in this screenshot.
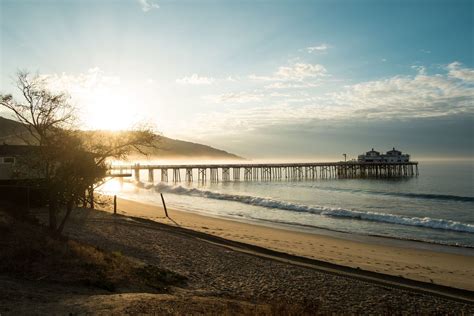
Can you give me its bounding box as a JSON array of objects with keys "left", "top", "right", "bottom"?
[{"left": 108, "top": 161, "right": 419, "bottom": 183}]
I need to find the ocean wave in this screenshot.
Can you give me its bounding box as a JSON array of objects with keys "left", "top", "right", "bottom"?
[
  {"left": 320, "top": 209, "right": 474, "bottom": 233},
  {"left": 137, "top": 182, "right": 474, "bottom": 234},
  {"left": 148, "top": 182, "right": 332, "bottom": 214},
  {"left": 311, "top": 186, "right": 474, "bottom": 202}
]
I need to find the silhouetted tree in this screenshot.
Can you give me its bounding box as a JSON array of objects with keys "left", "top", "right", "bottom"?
[{"left": 0, "top": 71, "right": 157, "bottom": 234}]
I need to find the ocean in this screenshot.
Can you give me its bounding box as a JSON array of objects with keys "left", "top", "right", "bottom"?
[{"left": 100, "top": 160, "right": 474, "bottom": 249}]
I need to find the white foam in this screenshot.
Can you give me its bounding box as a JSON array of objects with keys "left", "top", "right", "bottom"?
[
  {"left": 321, "top": 209, "right": 474, "bottom": 233},
  {"left": 140, "top": 182, "right": 474, "bottom": 234}
]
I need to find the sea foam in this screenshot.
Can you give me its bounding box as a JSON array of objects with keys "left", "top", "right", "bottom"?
[{"left": 138, "top": 182, "right": 474, "bottom": 234}]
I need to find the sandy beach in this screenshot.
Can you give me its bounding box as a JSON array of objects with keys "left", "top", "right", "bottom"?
[
  {"left": 2, "top": 200, "right": 472, "bottom": 314},
  {"left": 111, "top": 197, "right": 474, "bottom": 292}
]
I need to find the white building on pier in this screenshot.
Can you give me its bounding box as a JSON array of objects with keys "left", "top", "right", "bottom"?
[{"left": 358, "top": 147, "right": 410, "bottom": 163}]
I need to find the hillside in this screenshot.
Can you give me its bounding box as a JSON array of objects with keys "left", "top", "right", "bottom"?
[
  {"left": 0, "top": 116, "right": 31, "bottom": 144},
  {"left": 0, "top": 116, "right": 243, "bottom": 160},
  {"left": 151, "top": 136, "right": 243, "bottom": 159}
]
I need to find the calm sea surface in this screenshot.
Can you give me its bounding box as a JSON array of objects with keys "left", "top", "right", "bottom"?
[{"left": 101, "top": 161, "right": 474, "bottom": 248}]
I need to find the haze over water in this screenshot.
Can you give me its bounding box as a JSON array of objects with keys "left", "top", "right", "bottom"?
[{"left": 102, "top": 160, "right": 474, "bottom": 249}]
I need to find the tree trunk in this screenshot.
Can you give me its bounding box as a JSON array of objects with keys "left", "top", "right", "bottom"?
[
  {"left": 48, "top": 201, "right": 58, "bottom": 232},
  {"left": 57, "top": 199, "right": 74, "bottom": 234},
  {"left": 90, "top": 187, "right": 94, "bottom": 209},
  {"left": 82, "top": 190, "right": 87, "bottom": 208}
]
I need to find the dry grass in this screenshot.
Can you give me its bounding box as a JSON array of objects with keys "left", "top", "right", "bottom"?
[
  {"left": 0, "top": 207, "right": 321, "bottom": 314},
  {"left": 0, "top": 209, "right": 186, "bottom": 293}
]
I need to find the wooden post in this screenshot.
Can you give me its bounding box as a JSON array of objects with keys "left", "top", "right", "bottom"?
[
  {"left": 148, "top": 169, "right": 154, "bottom": 183},
  {"left": 26, "top": 186, "right": 30, "bottom": 213},
  {"left": 113, "top": 195, "right": 117, "bottom": 214},
  {"left": 90, "top": 187, "right": 94, "bottom": 209},
  {"left": 134, "top": 164, "right": 140, "bottom": 182},
  {"left": 82, "top": 190, "right": 87, "bottom": 208},
  {"left": 160, "top": 193, "right": 169, "bottom": 217}
]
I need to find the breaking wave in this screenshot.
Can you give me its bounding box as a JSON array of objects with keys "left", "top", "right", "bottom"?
[
  {"left": 138, "top": 182, "right": 474, "bottom": 234},
  {"left": 311, "top": 186, "right": 474, "bottom": 202},
  {"left": 320, "top": 209, "right": 474, "bottom": 233}
]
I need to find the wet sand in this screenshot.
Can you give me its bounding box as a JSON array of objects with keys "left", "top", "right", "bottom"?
[{"left": 111, "top": 197, "right": 474, "bottom": 291}]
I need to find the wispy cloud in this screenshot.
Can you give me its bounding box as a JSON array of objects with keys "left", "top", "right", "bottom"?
[
  {"left": 204, "top": 91, "right": 263, "bottom": 104},
  {"left": 264, "top": 81, "right": 321, "bottom": 89},
  {"left": 41, "top": 67, "right": 120, "bottom": 92},
  {"left": 447, "top": 61, "right": 474, "bottom": 82},
  {"left": 137, "top": 0, "right": 159, "bottom": 12},
  {"left": 324, "top": 68, "right": 473, "bottom": 120},
  {"left": 186, "top": 62, "right": 474, "bottom": 136},
  {"left": 176, "top": 74, "right": 215, "bottom": 85},
  {"left": 411, "top": 65, "right": 426, "bottom": 75},
  {"left": 250, "top": 63, "right": 327, "bottom": 82},
  {"left": 307, "top": 43, "right": 330, "bottom": 53}
]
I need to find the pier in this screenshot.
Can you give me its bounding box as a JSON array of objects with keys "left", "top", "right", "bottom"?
[{"left": 109, "top": 161, "right": 419, "bottom": 183}]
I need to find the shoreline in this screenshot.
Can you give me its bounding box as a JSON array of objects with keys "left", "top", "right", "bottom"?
[
  {"left": 189, "top": 207, "right": 474, "bottom": 254},
  {"left": 124, "top": 179, "right": 474, "bottom": 249},
  {"left": 112, "top": 188, "right": 474, "bottom": 253},
  {"left": 15, "top": 204, "right": 472, "bottom": 314},
  {"left": 106, "top": 196, "right": 474, "bottom": 291}
]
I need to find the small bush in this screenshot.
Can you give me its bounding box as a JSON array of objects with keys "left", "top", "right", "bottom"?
[
  {"left": 135, "top": 264, "right": 188, "bottom": 291},
  {"left": 0, "top": 209, "right": 186, "bottom": 293}
]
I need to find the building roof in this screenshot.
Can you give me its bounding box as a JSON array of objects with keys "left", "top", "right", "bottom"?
[
  {"left": 0, "top": 144, "right": 40, "bottom": 156},
  {"left": 386, "top": 147, "right": 402, "bottom": 154},
  {"left": 366, "top": 148, "right": 380, "bottom": 154}
]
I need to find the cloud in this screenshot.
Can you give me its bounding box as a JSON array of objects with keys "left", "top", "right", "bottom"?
[
  {"left": 186, "top": 62, "right": 474, "bottom": 136},
  {"left": 137, "top": 0, "right": 159, "bottom": 12},
  {"left": 250, "top": 63, "right": 327, "bottom": 82},
  {"left": 41, "top": 67, "right": 120, "bottom": 92},
  {"left": 316, "top": 67, "right": 474, "bottom": 120},
  {"left": 264, "top": 81, "right": 321, "bottom": 89},
  {"left": 447, "top": 61, "right": 474, "bottom": 82},
  {"left": 411, "top": 65, "right": 426, "bottom": 75},
  {"left": 204, "top": 91, "right": 263, "bottom": 104},
  {"left": 307, "top": 43, "right": 330, "bottom": 53},
  {"left": 176, "top": 74, "right": 215, "bottom": 85}
]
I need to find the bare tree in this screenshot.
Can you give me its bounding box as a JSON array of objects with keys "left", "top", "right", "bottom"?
[
  {"left": 0, "top": 71, "right": 158, "bottom": 234},
  {"left": 0, "top": 71, "right": 75, "bottom": 146}
]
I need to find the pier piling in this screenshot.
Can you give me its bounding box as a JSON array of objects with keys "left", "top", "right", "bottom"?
[{"left": 110, "top": 161, "right": 418, "bottom": 183}]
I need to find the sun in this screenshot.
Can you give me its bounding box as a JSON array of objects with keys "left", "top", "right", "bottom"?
[{"left": 79, "top": 87, "right": 139, "bottom": 131}]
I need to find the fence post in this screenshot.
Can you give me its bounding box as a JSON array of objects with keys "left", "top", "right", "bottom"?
[
  {"left": 113, "top": 195, "right": 117, "bottom": 214},
  {"left": 90, "top": 187, "right": 94, "bottom": 209},
  {"left": 160, "top": 193, "right": 168, "bottom": 217},
  {"left": 26, "top": 186, "right": 30, "bottom": 213}
]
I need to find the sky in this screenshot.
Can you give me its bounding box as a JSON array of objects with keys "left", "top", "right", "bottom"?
[{"left": 0, "top": 0, "right": 473, "bottom": 160}]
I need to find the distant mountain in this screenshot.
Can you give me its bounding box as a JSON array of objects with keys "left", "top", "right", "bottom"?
[
  {"left": 150, "top": 136, "right": 243, "bottom": 160},
  {"left": 0, "top": 116, "right": 244, "bottom": 160},
  {"left": 0, "top": 116, "right": 31, "bottom": 144}
]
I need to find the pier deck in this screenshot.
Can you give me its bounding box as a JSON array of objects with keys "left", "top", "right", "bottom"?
[{"left": 109, "top": 161, "right": 419, "bottom": 183}]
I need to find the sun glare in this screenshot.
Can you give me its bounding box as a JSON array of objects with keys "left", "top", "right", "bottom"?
[
  {"left": 98, "top": 178, "right": 122, "bottom": 194},
  {"left": 80, "top": 87, "right": 139, "bottom": 131}
]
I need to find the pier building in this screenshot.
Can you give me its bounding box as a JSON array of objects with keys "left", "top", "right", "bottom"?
[{"left": 358, "top": 148, "right": 410, "bottom": 163}]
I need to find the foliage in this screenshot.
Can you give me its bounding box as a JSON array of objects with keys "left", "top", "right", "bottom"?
[
  {"left": 0, "top": 71, "right": 158, "bottom": 234},
  {"left": 0, "top": 209, "right": 186, "bottom": 292}
]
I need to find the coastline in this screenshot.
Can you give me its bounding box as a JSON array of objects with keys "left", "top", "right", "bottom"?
[
  {"left": 107, "top": 196, "right": 474, "bottom": 291},
  {"left": 9, "top": 203, "right": 470, "bottom": 314}
]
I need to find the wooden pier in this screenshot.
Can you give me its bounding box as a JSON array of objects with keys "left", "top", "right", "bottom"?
[{"left": 109, "top": 161, "right": 419, "bottom": 183}]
